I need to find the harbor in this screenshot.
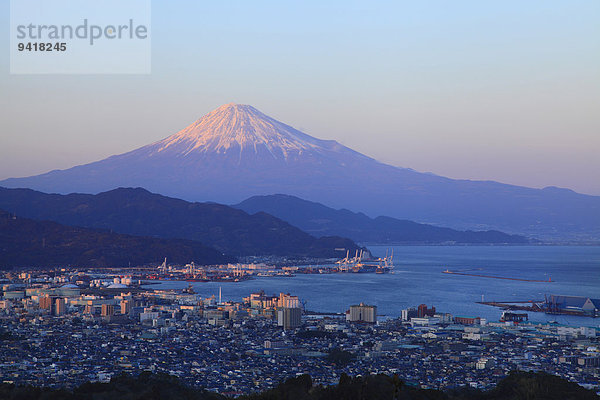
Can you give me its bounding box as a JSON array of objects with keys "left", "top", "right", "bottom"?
[{"left": 142, "top": 249, "right": 396, "bottom": 283}]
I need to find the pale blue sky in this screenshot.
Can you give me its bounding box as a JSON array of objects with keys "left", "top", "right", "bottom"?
[{"left": 1, "top": 1, "right": 599, "bottom": 194}]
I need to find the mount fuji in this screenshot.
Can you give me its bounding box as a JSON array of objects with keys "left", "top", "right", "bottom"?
[{"left": 2, "top": 103, "right": 599, "bottom": 239}]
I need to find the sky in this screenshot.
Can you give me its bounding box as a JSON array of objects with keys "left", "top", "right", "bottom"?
[{"left": 1, "top": 1, "right": 599, "bottom": 195}]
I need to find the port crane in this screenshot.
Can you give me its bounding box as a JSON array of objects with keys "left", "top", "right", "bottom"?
[
  {"left": 159, "top": 257, "right": 168, "bottom": 274},
  {"left": 385, "top": 248, "right": 394, "bottom": 269},
  {"left": 335, "top": 248, "right": 394, "bottom": 273}
]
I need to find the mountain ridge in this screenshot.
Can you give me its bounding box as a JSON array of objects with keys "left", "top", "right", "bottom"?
[
  {"left": 234, "top": 194, "right": 534, "bottom": 244},
  {"left": 0, "top": 186, "right": 361, "bottom": 258},
  {"left": 2, "top": 103, "right": 599, "bottom": 240},
  {"left": 0, "top": 209, "right": 234, "bottom": 269}
]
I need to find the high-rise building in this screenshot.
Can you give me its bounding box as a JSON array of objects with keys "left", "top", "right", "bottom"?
[
  {"left": 39, "top": 295, "right": 52, "bottom": 310},
  {"left": 54, "top": 298, "right": 66, "bottom": 316},
  {"left": 417, "top": 304, "right": 436, "bottom": 318},
  {"left": 244, "top": 291, "right": 302, "bottom": 311},
  {"left": 246, "top": 290, "right": 278, "bottom": 309},
  {"left": 101, "top": 304, "right": 115, "bottom": 317},
  {"left": 347, "top": 303, "right": 377, "bottom": 324},
  {"left": 277, "top": 307, "right": 302, "bottom": 330},
  {"left": 120, "top": 299, "right": 132, "bottom": 315},
  {"left": 401, "top": 307, "right": 417, "bottom": 321},
  {"left": 278, "top": 293, "right": 300, "bottom": 308}
]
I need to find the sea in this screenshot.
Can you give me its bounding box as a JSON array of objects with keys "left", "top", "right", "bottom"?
[{"left": 145, "top": 246, "right": 600, "bottom": 328}]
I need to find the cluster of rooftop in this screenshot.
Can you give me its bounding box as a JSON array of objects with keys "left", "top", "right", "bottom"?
[{"left": 0, "top": 269, "right": 598, "bottom": 395}]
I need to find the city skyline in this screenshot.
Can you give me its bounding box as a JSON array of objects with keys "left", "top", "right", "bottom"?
[{"left": 1, "top": 252, "right": 599, "bottom": 394}]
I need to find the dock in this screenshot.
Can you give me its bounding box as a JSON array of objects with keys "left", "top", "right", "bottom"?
[
  {"left": 443, "top": 269, "right": 552, "bottom": 283},
  {"left": 477, "top": 301, "right": 544, "bottom": 312}
]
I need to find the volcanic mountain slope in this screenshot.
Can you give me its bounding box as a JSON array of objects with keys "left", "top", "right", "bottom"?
[
  {"left": 234, "top": 194, "right": 533, "bottom": 244},
  {"left": 2, "top": 103, "right": 599, "bottom": 240},
  {"left": 0, "top": 187, "right": 360, "bottom": 258},
  {"left": 0, "top": 209, "right": 234, "bottom": 269}
]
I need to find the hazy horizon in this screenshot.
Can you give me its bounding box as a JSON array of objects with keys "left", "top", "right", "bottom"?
[{"left": 1, "top": 1, "right": 599, "bottom": 195}]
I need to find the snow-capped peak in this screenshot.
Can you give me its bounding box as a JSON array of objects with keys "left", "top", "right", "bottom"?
[{"left": 151, "top": 103, "right": 337, "bottom": 158}]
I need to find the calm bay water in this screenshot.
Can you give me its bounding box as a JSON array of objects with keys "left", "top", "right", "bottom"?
[{"left": 146, "top": 246, "right": 600, "bottom": 328}]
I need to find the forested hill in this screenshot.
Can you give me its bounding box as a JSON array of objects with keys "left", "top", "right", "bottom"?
[{"left": 0, "top": 209, "right": 233, "bottom": 268}]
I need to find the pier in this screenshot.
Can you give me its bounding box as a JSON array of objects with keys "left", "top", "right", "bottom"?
[
  {"left": 477, "top": 301, "right": 544, "bottom": 313},
  {"left": 443, "top": 269, "right": 552, "bottom": 283}
]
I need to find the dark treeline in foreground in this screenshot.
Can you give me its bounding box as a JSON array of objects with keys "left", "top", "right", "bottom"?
[{"left": 1, "top": 371, "right": 597, "bottom": 400}]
